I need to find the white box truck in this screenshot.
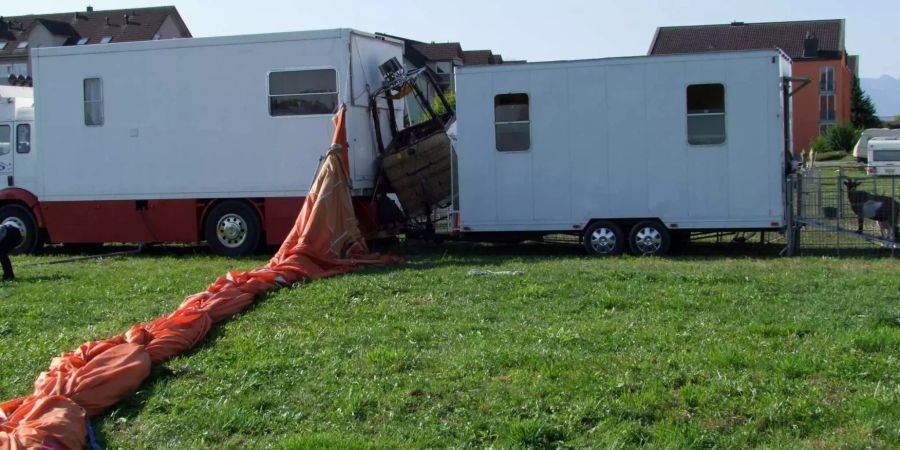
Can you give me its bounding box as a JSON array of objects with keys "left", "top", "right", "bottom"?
[
  {"left": 450, "top": 50, "right": 793, "bottom": 255},
  {"left": 0, "top": 29, "right": 402, "bottom": 255}
]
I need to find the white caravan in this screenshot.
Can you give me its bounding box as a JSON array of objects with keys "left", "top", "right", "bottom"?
[
  {"left": 0, "top": 29, "right": 402, "bottom": 255},
  {"left": 867, "top": 138, "right": 900, "bottom": 176},
  {"left": 452, "top": 50, "right": 792, "bottom": 255},
  {"left": 852, "top": 128, "right": 900, "bottom": 162}
]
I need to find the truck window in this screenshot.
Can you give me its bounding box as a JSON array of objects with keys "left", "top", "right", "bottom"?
[
  {"left": 84, "top": 78, "right": 104, "bottom": 126},
  {"left": 16, "top": 124, "right": 30, "bottom": 154},
  {"left": 0, "top": 125, "right": 9, "bottom": 155},
  {"left": 687, "top": 84, "right": 726, "bottom": 145},
  {"left": 494, "top": 93, "right": 530, "bottom": 151},
  {"left": 268, "top": 69, "right": 338, "bottom": 116}
]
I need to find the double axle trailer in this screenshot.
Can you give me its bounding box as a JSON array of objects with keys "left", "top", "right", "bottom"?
[{"left": 442, "top": 50, "right": 794, "bottom": 255}]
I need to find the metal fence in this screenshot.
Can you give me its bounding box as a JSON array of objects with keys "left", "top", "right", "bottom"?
[{"left": 787, "top": 165, "right": 899, "bottom": 257}]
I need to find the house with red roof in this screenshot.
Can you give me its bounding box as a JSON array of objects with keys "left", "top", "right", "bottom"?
[{"left": 1, "top": 6, "right": 191, "bottom": 86}]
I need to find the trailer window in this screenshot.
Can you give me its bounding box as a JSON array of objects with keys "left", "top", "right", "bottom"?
[
  {"left": 16, "top": 124, "right": 30, "bottom": 154},
  {"left": 83, "top": 78, "right": 104, "bottom": 126},
  {"left": 0, "top": 125, "right": 9, "bottom": 155},
  {"left": 687, "top": 84, "right": 726, "bottom": 145},
  {"left": 268, "top": 69, "right": 338, "bottom": 116},
  {"left": 872, "top": 150, "right": 900, "bottom": 162},
  {"left": 494, "top": 94, "right": 530, "bottom": 151}
]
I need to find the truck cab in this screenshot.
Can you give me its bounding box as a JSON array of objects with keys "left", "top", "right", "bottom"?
[
  {"left": 0, "top": 93, "right": 40, "bottom": 253},
  {"left": 0, "top": 95, "right": 35, "bottom": 191}
]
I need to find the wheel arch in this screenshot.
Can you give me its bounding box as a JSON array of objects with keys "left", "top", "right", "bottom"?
[{"left": 0, "top": 188, "right": 46, "bottom": 228}]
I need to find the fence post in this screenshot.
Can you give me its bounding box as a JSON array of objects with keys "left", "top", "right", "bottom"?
[
  {"left": 893, "top": 176, "right": 897, "bottom": 257},
  {"left": 787, "top": 173, "right": 801, "bottom": 256},
  {"left": 836, "top": 168, "right": 844, "bottom": 256}
]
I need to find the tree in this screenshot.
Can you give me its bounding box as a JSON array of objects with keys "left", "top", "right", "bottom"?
[
  {"left": 430, "top": 90, "right": 456, "bottom": 116},
  {"left": 851, "top": 74, "right": 881, "bottom": 129}
]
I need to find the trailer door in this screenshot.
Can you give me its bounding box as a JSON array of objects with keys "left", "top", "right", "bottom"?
[{"left": 0, "top": 123, "right": 11, "bottom": 186}]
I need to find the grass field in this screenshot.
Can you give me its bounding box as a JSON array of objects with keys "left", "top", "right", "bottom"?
[{"left": 1, "top": 243, "right": 899, "bottom": 449}]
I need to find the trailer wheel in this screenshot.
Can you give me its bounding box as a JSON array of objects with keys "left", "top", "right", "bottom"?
[
  {"left": 628, "top": 221, "right": 671, "bottom": 256},
  {"left": 583, "top": 221, "right": 625, "bottom": 256},
  {"left": 204, "top": 201, "right": 261, "bottom": 257},
  {"left": 0, "top": 204, "right": 43, "bottom": 254}
]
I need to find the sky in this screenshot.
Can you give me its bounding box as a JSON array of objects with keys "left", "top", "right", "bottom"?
[{"left": 5, "top": 0, "right": 899, "bottom": 79}]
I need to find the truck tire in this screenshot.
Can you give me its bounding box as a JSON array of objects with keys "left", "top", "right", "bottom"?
[
  {"left": 583, "top": 220, "right": 625, "bottom": 256},
  {"left": 204, "top": 201, "right": 262, "bottom": 257},
  {"left": 0, "top": 204, "right": 43, "bottom": 254},
  {"left": 628, "top": 220, "right": 671, "bottom": 256}
]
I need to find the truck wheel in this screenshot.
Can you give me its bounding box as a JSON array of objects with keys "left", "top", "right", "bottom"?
[
  {"left": 583, "top": 221, "right": 625, "bottom": 256},
  {"left": 204, "top": 201, "right": 261, "bottom": 257},
  {"left": 628, "top": 221, "right": 670, "bottom": 256},
  {"left": 0, "top": 204, "right": 43, "bottom": 254}
]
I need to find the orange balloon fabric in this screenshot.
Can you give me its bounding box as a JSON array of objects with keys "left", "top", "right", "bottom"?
[
  {"left": 0, "top": 105, "right": 397, "bottom": 449},
  {"left": 0, "top": 396, "right": 85, "bottom": 450}
]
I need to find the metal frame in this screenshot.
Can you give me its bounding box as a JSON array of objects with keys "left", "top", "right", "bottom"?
[{"left": 786, "top": 167, "right": 899, "bottom": 256}]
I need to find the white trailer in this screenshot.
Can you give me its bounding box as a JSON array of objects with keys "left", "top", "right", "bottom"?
[
  {"left": 0, "top": 29, "right": 402, "bottom": 255},
  {"left": 451, "top": 50, "right": 792, "bottom": 255},
  {"left": 867, "top": 138, "right": 900, "bottom": 176}
]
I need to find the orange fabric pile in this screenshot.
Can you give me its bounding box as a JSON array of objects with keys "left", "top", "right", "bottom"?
[{"left": 0, "top": 106, "right": 395, "bottom": 449}]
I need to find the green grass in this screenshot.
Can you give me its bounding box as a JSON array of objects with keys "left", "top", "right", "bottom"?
[{"left": 1, "top": 243, "right": 899, "bottom": 449}]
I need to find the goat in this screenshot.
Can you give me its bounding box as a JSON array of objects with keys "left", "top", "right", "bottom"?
[{"left": 844, "top": 179, "right": 900, "bottom": 240}]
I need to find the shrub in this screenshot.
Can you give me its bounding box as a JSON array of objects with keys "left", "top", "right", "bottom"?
[
  {"left": 809, "top": 135, "right": 831, "bottom": 154},
  {"left": 821, "top": 123, "right": 862, "bottom": 153},
  {"left": 430, "top": 90, "right": 455, "bottom": 116}
]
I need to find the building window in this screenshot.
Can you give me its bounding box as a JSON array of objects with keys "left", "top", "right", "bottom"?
[
  {"left": 268, "top": 69, "right": 338, "bottom": 116},
  {"left": 686, "top": 84, "right": 726, "bottom": 145},
  {"left": 83, "top": 78, "right": 104, "bottom": 126},
  {"left": 16, "top": 124, "right": 31, "bottom": 154},
  {"left": 17, "top": 41, "right": 28, "bottom": 49},
  {"left": 0, "top": 125, "right": 9, "bottom": 156},
  {"left": 100, "top": 36, "right": 113, "bottom": 44},
  {"left": 494, "top": 93, "right": 530, "bottom": 151},
  {"left": 819, "top": 94, "right": 836, "bottom": 122},
  {"left": 76, "top": 37, "right": 89, "bottom": 45},
  {"left": 430, "top": 61, "right": 453, "bottom": 92},
  {"left": 819, "top": 66, "right": 836, "bottom": 131},
  {"left": 820, "top": 66, "right": 835, "bottom": 93}
]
